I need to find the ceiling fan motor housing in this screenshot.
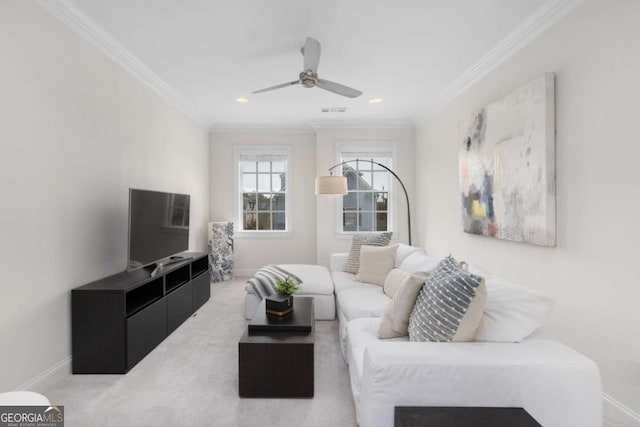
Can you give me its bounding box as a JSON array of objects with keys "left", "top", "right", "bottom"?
[{"left": 300, "top": 70, "right": 318, "bottom": 88}]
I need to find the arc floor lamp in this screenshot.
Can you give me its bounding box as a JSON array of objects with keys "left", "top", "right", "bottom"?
[{"left": 315, "top": 159, "right": 412, "bottom": 245}]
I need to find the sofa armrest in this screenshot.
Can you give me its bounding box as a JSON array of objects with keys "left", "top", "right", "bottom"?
[
  {"left": 330, "top": 253, "right": 349, "bottom": 272},
  {"left": 359, "top": 339, "right": 601, "bottom": 427}
]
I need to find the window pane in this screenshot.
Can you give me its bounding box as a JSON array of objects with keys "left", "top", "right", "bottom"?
[
  {"left": 343, "top": 193, "right": 357, "bottom": 211},
  {"left": 375, "top": 192, "right": 388, "bottom": 210},
  {"left": 258, "top": 174, "right": 270, "bottom": 192},
  {"left": 343, "top": 212, "right": 357, "bottom": 231},
  {"left": 272, "top": 173, "right": 285, "bottom": 192},
  {"left": 372, "top": 157, "right": 390, "bottom": 169},
  {"left": 243, "top": 213, "right": 257, "bottom": 230},
  {"left": 272, "top": 161, "right": 286, "bottom": 172},
  {"left": 272, "top": 193, "right": 285, "bottom": 211},
  {"left": 257, "top": 193, "right": 271, "bottom": 210},
  {"left": 258, "top": 213, "right": 271, "bottom": 230},
  {"left": 241, "top": 161, "right": 256, "bottom": 173},
  {"left": 358, "top": 212, "right": 374, "bottom": 231},
  {"left": 257, "top": 161, "right": 270, "bottom": 172},
  {"left": 359, "top": 170, "right": 373, "bottom": 190},
  {"left": 376, "top": 213, "right": 388, "bottom": 231},
  {"left": 344, "top": 170, "right": 357, "bottom": 191},
  {"left": 272, "top": 212, "right": 285, "bottom": 230},
  {"left": 373, "top": 172, "right": 389, "bottom": 191},
  {"left": 359, "top": 192, "right": 374, "bottom": 211},
  {"left": 242, "top": 174, "right": 256, "bottom": 192},
  {"left": 243, "top": 193, "right": 257, "bottom": 211}
]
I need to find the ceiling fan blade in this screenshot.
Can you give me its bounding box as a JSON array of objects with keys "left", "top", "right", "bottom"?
[
  {"left": 252, "top": 80, "right": 299, "bottom": 94},
  {"left": 316, "top": 79, "right": 362, "bottom": 98},
  {"left": 303, "top": 37, "right": 321, "bottom": 73}
]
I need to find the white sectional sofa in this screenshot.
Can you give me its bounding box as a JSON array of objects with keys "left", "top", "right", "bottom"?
[
  {"left": 243, "top": 246, "right": 602, "bottom": 426},
  {"left": 331, "top": 247, "right": 603, "bottom": 427}
]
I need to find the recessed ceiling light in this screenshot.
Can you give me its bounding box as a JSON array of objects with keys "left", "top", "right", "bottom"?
[
  {"left": 369, "top": 97, "right": 382, "bottom": 104},
  {"left": 236, "top": 97, "right": 249, "bottom": 103}
]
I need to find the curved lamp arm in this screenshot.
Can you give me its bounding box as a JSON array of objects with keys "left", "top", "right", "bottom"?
[{"left": 318, "top": 159, "right": 412, "bottom": 245}]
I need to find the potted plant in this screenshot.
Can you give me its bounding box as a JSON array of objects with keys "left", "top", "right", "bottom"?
[{"left": 266, "top": 277, "right": 301, "bottom": 316}]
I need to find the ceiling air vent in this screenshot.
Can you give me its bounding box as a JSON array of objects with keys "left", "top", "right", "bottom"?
[{"left": 321, "top": 107, "right": 347, "bottom": 113}]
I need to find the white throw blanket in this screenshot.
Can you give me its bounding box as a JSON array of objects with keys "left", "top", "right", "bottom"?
[{"left": 246, "top": 265, "right": 303, "bottom": 299}]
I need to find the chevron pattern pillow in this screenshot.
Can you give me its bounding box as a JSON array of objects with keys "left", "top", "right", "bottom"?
[
  {"left": 343, "top": 232, "right": 393, "bottom": 274},
  {"left": 408, "top": 255, "right": 486, "bottom": 342}
]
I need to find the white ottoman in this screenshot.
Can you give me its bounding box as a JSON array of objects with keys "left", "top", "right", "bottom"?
[{"left": 244, "top": 264, "right": 335, "bottom": 320}]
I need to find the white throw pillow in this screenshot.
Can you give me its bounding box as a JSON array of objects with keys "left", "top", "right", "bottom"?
[
  {"left": 398, "top": 251, "right": 440, "bottom": 274},
  {"left": 355, "top": 245, "right": 398, "bottom": 286},
  {"left": 382, "top": 268, "right": 407, "bottom": 298},
  {"left": 394, "top": 244, "right": 425, "bottom": 268},
  {"left": 378, "top": 269, "right": 428, "bottom": 338},
  {"left": 474, "top": 275, "right": 554, "bottom": 342}
]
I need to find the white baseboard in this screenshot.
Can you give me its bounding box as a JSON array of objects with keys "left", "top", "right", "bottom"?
[
  {"left": 18, "top": 357, "right": 71, "bottom": 395},
  {"left": 604, "top": 393, "right": 640, "bottom": 427}
]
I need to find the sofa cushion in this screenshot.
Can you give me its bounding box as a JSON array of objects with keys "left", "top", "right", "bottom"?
[
  {"left": 344, "top": 232, "right": 393, "bottom": 274},
  {"left": 333, "top": 271, "right": 381, "bottom": 295},
  {"left": 474, "top": 275, "right": 553, "bottom": 342},
  {"left": 355, "top": 245, "right": 398, "bottom": 286},
  {"left": 378, "top": 270, "right": 428, "bottom": 338},
  {"left": 394, "top": 244, "right": 425, "bottom": 267},
  {"left": 398, "top": 251, "right": 440, "bottom": 274},
  {"left": 408, "top": 256, "right": 486, "bottom": 342},
  {"left": 337, "top": 288, "right": 389, "bottom": 321}
]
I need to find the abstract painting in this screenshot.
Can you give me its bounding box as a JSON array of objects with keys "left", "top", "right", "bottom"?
[{"left": 459, "top": 73, "right": 556, "bottom": 246}]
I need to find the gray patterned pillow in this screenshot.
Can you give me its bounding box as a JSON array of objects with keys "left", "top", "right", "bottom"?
[
  {"left": 343, "top": 232, "right": 393, "bottom": 274},
  {"left": 408, "top": 255, "right": 486, "bottom": 342}
]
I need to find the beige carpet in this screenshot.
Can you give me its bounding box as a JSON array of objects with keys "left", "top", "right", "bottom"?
[{"left": 45, "top": 278, "right": 357, "bottom": 427}]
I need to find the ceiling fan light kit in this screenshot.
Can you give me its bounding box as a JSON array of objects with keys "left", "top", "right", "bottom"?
[{"left": 253, "top": 37, "right": 362, "bottom": 98}]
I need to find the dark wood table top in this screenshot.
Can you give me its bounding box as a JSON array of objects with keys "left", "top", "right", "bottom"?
[{"left": 241, "top": 297, "right": 314, "bottom": 343}]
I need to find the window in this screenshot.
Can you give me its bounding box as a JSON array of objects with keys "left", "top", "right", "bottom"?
[
  {"left": 235, "top": 147, "right": 290, "bottom": 234},
  {"left": 338, "top": 146, "right": 394, "bottom": 233}
]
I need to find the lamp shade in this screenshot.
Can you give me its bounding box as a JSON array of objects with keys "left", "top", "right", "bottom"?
[{"left": 315, "top": 176, "right": 348, "bottom": 195}]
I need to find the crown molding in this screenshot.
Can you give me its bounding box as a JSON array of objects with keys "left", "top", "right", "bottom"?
[
  {"left": 36, "top": 0, "right": 207, "bottom": 128},
  {"left": 413, "top": 0, "right": 585, "bottom": 125}
]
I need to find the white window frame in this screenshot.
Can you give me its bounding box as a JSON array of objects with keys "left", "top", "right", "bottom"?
[
  {"left": 233, "top": 145, "right": 292, "bottom": 239},
  {"left": 334, "top": 141, "right": 399, "bottom": 239}
]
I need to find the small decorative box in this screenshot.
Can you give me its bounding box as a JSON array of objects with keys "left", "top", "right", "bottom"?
[{"left": 265, "top": 294, "right": 294, "bottom": 317}]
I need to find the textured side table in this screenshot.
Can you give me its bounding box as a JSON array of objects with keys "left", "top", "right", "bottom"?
[{"left": 208, "top": 221, "right": 234, "bottom": 282}]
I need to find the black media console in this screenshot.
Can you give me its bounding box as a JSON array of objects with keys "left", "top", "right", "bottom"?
[{"left": 71, "top": 252, "right": 210, "bottom": 374}]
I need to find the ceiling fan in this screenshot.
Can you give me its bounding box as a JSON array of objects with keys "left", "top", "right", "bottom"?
[{"left": 252, "top": 37, "right": 363, "bottom": 98}]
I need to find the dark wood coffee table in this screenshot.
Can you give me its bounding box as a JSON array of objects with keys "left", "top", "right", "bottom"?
[
  {"left": 394, "top": 407, "right": 542, "bottom": 427},
  {"left": 238, "top": 297, "right": 314, "bottom": 398}
]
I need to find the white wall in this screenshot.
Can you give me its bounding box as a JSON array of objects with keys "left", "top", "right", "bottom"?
[
  {"left": 210, "top": 132, "right": 317, "bottom": 274},
  {"left": 0, "top": 2, "right": 209, "bottom": 392},
  {"left": 415, "top": 0, "right": 640, "bottom": 420},
  {"left": 315, "top": 128, "right": 415, "bottom": 267}
]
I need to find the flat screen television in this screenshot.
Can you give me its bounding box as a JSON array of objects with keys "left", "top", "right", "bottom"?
[{"left": 127, "top": 188, "right": 190, "bottom": 271}]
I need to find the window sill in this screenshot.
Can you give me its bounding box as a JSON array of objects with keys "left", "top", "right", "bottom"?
[{"left": 235, "top": 231, "right": 292, "bottom": 239}]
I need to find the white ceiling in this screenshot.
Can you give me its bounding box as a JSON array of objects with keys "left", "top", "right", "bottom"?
[{"left": 56, "top": 0, "right": 573, "bottom": 130}]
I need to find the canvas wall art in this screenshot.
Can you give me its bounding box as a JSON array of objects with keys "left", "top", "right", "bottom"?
[{"left": 459, "top": 73, "right": 555, "bottom": 246}]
